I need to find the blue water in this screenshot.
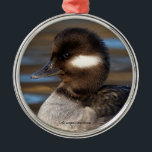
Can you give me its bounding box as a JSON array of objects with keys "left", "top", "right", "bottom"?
[
  {"left": 20, "top": 74, "right": 61, "bottom": 83},
  {"left": 24, "top": 93, "right": 48, "bottom": 104},
  {"left": 103, "top": 38, "right": 125, "bottom": 49}
]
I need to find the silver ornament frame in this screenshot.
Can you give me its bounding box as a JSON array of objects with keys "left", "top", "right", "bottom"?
[{"left": 13, "top": 14, "right": 139, "bottom": 139}]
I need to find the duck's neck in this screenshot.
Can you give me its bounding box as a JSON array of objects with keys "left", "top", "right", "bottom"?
[{"left": 56, "top": 83, "right": 98, "bottom": 106}]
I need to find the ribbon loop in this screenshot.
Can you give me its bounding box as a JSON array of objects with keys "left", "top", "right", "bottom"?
[{"left": 62, "top": 0, "right": 90, "bottom": 14}]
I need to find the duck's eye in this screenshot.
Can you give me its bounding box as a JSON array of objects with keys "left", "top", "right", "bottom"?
[{"left": 62, "top": 52, "right": 71, "bottom": 59}]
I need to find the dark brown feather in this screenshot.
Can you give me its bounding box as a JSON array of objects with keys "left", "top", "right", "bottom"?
[{"left": 91, "top": 85, "right": 130, "bottom": 117}]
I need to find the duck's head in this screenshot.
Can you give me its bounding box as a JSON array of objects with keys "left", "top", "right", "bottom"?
[{"left": 31, "top": 28, "right": 110, "bottom": 96}]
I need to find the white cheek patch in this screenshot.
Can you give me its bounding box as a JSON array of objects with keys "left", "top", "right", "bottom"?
[{"left": 70, "top": 55, "right": 102, "bottom": 68}]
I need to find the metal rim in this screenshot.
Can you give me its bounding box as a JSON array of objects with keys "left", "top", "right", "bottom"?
[{"left": 13, "top": 14, "right": 139, "bottom": 139}]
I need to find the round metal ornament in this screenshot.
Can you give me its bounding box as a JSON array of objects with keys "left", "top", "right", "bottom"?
[{"left": 13, "top": 14, "right": 139, "bottom": 138}]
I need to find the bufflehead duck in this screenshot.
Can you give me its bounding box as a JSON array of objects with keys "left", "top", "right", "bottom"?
[{"left": 31, "top": 28, "right": 130, "bottom": 132}]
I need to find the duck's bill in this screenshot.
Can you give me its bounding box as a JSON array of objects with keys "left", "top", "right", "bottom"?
[{"left": 31, "top": 61, "right": 62, "bottom": 79}]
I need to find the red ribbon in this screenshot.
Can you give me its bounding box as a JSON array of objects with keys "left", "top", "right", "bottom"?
[{"left": 62, "top": 0, "right": 90, "bottom": 14}]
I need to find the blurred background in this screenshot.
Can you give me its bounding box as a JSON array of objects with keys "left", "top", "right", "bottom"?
[{"left": 20, "top": 19, "right": 132, "bottom": 115}]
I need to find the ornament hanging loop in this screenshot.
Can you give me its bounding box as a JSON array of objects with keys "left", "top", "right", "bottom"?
[{"left": 62, "top": 0, "right": 90, "bottom": 14}]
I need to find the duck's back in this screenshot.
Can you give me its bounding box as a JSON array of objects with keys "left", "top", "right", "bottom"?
[{"left": 91, "top": 85, "right": 130, "bottom": 118}]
